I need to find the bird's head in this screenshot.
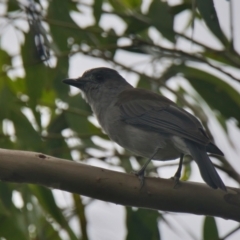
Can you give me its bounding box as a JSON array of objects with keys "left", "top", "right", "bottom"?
[
  {"left": 63, "top": 67, "right": 129, "bottom": 90},
  {"left": 63, "top": 67, "right": 132, "bottom": 105}
]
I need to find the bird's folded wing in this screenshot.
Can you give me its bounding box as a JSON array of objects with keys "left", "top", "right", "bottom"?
[{"left": 116, "top": 89, "right": 209, "bottom": 145}]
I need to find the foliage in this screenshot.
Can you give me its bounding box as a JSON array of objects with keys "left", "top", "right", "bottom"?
[{"left": 0, "top": 0, "right": 239, "bottom": 239}]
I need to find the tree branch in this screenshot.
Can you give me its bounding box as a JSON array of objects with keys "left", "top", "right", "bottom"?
[{"left": 0, "top": 148, "right": 239, "bottom": 221}]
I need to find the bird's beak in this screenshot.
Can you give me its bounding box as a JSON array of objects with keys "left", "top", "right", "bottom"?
[{"left": 62, "top": 78, "right": 86, "bottom": 88}]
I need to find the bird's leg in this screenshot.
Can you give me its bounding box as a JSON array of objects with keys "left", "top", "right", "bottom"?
[
  {"left": 172, "top": 153, "right": 184, "bottom": 188},
  {"left": 133, "top": 149, "right": 159, "bottom": 188}
]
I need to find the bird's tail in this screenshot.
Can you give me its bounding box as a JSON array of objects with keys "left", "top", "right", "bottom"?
[{"left": 185, "top": 140, "right": 226, "bottom": 191}]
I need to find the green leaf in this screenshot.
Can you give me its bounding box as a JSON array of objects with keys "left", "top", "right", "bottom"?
[
  {"left": 126, "top": 208, "right": 160, "bottom": 240},
  {"left": 203, "top": 216, "right": 219, "bottom": 240},
  {"left": 168, "top": 65, "right": 240, "bottom": 125},
  {"left": 29, "top": 186, "right": 65, "bottom": 224},
  {"left": 0, "top": 84, "right": 16, "bottom": 120},
  {"left": 93, "top": 0, "right": 103, "bottom": 23},
  {"left": 148, "top": 0, "right": 175, "bottom": 42},
  {"left": 0, "top": 183, "right": 13, "bottom": 209},
  {"left": 137, "top": 75, "right": 152, "bottom": 90},
  {"left": 46, "top": 113, "right": 71, "bottom": 158},
  {"left": 10, "top": 109, "right": 42, "bottom": 150},
  {"left": 53, "top": 57, "right": 70, "bottom": 100},
  {"left": 7, "top": 0, "right": 20, "bottom": 12},
  {"left": 121, "top": 0, "right": 142, "bottom": 9},
  {"left": 196, "top": 0, "right": 228, "bottom": 46},
  {"left": 48, "top": 113, "right": 68, "bottom": 134},
  {"left": 81, "top": 26, "right": 118, "bottom": 56},
  {"left": 47, "top": 0, "right": 81, "bottom": 52},
  {"left": 21, "top": 28, "right": 40, "bottom": 66},
  {"left": 0, "top": 48, "right": 11, "bottom": 76},
  {"left": 7, "top": 77, "right": 26, "bottom": 95},
  {"left": 183, "top": 67, "right": 240, "bottom": 124},
  {"left": 170, "top": 3, "right": 192, "bottom": 16},
  {"left": 65, "top": 111, "right": 101, "bottom": 136},
  {"left": 29, "top": 185, "right": 78, "bottom": 240},
  {"left": 109, "top": 0, "right": 141, "bottom": 12},
  {"left": 21, "top": 29, "right": 48, "bottom": 116},
  {"left": 202, "top": 51, "right": 238, "bottom": 67},
  {"left": 125, "top": 15, "right": 150, "bottom": 35},
  {"left": 67, "top": 94, "right": 92, "bottom": 113},
  {"left": 181, "top": 156, "right": 191, "bottom": 181},
  {"left": 0, "top": 216, "right": 28, "bottom": 240},
  {"left": 64, "top": 94, "right": 98, "bottom": 137}
]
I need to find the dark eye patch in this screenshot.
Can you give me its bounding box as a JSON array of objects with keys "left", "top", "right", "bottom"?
[{"left": 95, "top": 73, "right": 104, "bottom": 81}]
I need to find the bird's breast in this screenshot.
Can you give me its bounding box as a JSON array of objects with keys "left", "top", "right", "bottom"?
[{"left": 99, "top": 108, "right": 181, "bottom": 160}]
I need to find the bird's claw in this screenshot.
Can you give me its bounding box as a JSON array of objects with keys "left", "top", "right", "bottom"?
[
  {"left": 171, "top": 175, "right": 181, "bottom": 189},
  {"left": 131, "top": 170, "right": 145, "bottom": 189}
]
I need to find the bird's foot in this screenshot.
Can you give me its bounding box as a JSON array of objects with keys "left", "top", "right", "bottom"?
[
  {"left": 131, "top": 169, "right": 145, "bottom": 189},
  {"left": 171, "top": 175, "right": 181, "bottom": 189}
]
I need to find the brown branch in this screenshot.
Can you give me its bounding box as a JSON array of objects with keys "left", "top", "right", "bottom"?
[{"left": 0, "top": 148, "right": 239, "bottom": 221}]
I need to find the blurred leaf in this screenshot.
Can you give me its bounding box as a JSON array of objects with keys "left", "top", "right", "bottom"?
[
  {"left": 202, "top": 51, "right": 239, "bottom": 66},
  {"left": 203, "top": 216, "right": 219, "bottom": 240},
  {"left": 0, "top": 215, "right": 28, "bottom": 240},
  {"left": 63, "top": 95, "right": 96, "bottom": 136},
  {"left": 22, "top": 28, "right": 41, "bottom": 66},
  {"left": 137, "top": 75, "right": 152, "bottom": 90},
  {"left": 0, "top": 134, "right": 14, "bottom": 149},
  {"left": 65, "top": 111, "right": 101, "bottom": 135},
  {"left": 0, "top": 84, "right": 16, "bottom": 120},
  {"left": 29, "top": 185, "right": 78, "bottom": 240},
  {"left": 167, "top": 65, "right": 240, "bottom": 124},
  {"left": 30, "top": 186, "right": 65, "bottom": 224},
  {"left": 41, "top": 88, "right": 56, "bottom": 105},
  {"left": 181, "top": 157, "right": 191, "bottom": 181},
  {"left": 7, "top": 0, "right": 20, "bottom": 12},
  {"left": 215, "top": 113, "right": 227, "bottom": 132},
  {"left": 7, "top": 78, "right": 26, "bottom": 95},
  {"left": 0, "top": 185, "right": 28, "bottom": 239},
  {"left": 0, "top": 49, "right": 11, "bottom": 76},
  {"left": 170, "top": 3, "right": 192, "bottom": 15},
  {"left": 67, "top": 93, "right": 91, "bottom": 113},
  {"left": 0, "top": 197, "right": 9, "bottom": 216},
  {"left": 48, "top": 112, "right": 68, "bottom": 134},
  {"left": 122, "top": 0, "right": 141, "bottom": 9},
  {"left": 109, "top": 0, "right": 141, "bottom": 12},
  {"left": 82, "top": 26, "right": 118, "bottom": 56},
  {"left": 182, "top": 66, "right": 240, "bottom": 124},
  {"left": 125, "top": 14, "right": 150, "bottom": 35},
  {"left": 0, "top": 183, "right": 13, "bottom": 209},
  {"left": 126, "top": 208, "right": 160, "bottom": 240},
  {"left": 196, "top": 0, "right": 228, "bottom": 46},
  {"left": 53, "top": 57, "right": 70, "bottom": 100},
  {"left": 10, "top": 109, "right": 42, "bottom": 150},
  {"left": 148, "top": 0, "right": 175, "bottom": 42},
  {"left": 93, "top": 0, "right": 103, "bottom": 23},
  {"left": 46, "top": 113, "right": 71, "bottom": 158},
  {"left": 24, "top": 72, "right": 43, "bottom": 125},
  {"left": 21, "top": 28, "right": 48, "bottom": 129},
  {"left": 119, "top": 156, "right": 132, "bottom": 172},
  {"left": 47, "top": 0, "right": 80, "bottom": 51},
  {"left": 72, "top": 194, "right": 88, "bottom": 240}
]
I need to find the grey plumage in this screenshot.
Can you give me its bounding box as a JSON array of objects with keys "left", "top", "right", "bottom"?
[{"left": 63, "top": 67, "right": 226, "bottom": 191}]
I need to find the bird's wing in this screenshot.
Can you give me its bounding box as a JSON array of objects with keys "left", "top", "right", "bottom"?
[{"left": 115, "top": 88, "right": 209, "bottom": 145}]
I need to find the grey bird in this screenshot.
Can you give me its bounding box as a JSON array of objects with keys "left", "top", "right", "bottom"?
[{"left": 63, "top": 67, "right": 226, "bottom": 191}]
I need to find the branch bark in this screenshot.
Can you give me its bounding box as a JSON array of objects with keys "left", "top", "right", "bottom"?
[{"left": 0, "top": 148, "right": 239, "bottom": 221}]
